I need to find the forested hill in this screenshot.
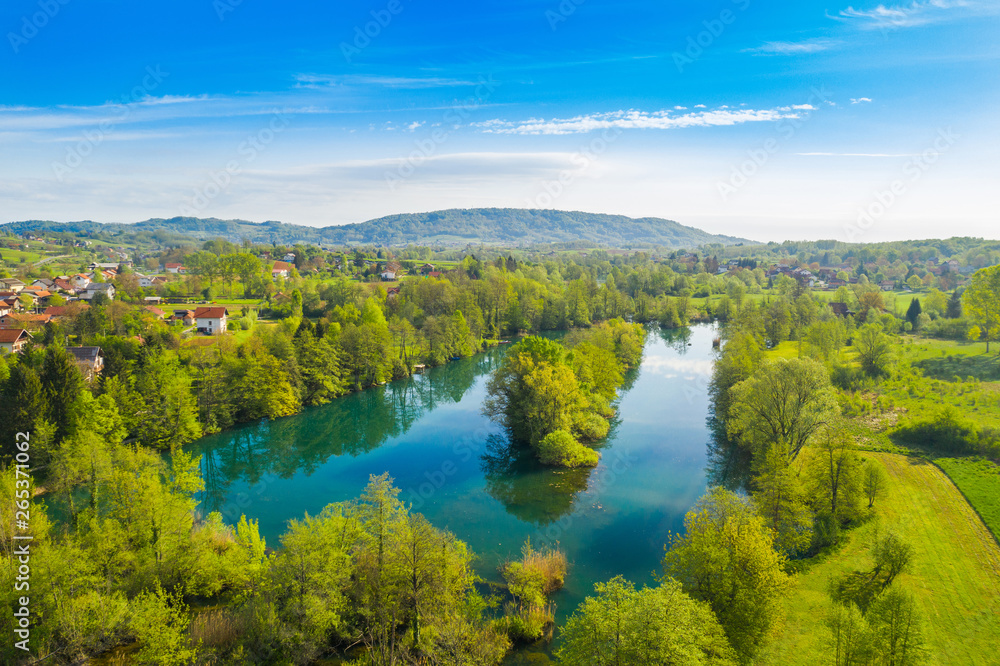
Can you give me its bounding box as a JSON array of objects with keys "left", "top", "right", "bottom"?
[{"left": 3, "top": 209, "right": 751, "bottom": 248}]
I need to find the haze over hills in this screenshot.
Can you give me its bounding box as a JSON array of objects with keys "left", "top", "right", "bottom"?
[{"left": 2, "top": 209, "right": 752, "bottom": 249}]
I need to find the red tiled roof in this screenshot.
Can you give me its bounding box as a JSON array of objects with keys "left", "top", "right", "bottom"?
[
  {"left": 193, "top": 306, "right": 228, "bottom": 319},
  {"left": 0, "top": 328, "right": 30, "bottom": 343}
]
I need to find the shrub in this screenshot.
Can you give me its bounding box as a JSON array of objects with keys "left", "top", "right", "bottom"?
[
  {"left": 537, "top": 430, "right": 599, "bottom": 468},
  {"left": 892, "top": 406, "right": 999, "bottom": 457},
  {"left": 574, "top": 412, "right": 610, "bottom": 441}
]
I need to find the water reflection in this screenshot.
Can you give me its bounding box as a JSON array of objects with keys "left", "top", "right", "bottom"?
[
  {"left": 193, "top": 348, "right": 504, "bottom": 515},
  {"left": 480, "top": 435, "right": 594, "bottom": 526}
]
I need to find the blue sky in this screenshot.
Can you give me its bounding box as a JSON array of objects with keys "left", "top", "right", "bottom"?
[{"left": 1, "top": 0, "right": 998, "bottom": 240}]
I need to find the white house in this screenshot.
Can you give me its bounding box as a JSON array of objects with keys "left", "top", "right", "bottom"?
[
  {"left": 0, "top": 328, "right": 31, "bottom": 354},
  {"left": 282, "top": 252, "right": 296, "bottom": 263},
  {"left": 271, "top": 261, "right": 293, "bottom": 279},
  {"left": 380, "top": 271, "right": 397, "bottom": 280},
  {"left": 193, "top": 306, "right": 229, "bottom": 336},
  {"left": 81, "top": 283, "right": 115, "bottom": 301},
  {"left": 70, "top": 274, "right": 91, "bottom": 289},
  {"left": 165, "top": 263, "right": 185, "bottom": 274}
]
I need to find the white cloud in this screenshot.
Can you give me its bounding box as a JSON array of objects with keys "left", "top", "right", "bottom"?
[
  {"left": 836, "top": 0, "right": 979, "bottom": 29},
  {"left": 746, "top": 39, "right": 840, "bottom": 55},
  {"left": 475, "top": 106, "right": 808, "bottom": 136},
  {"left": 851, "top": 97, "right": 873, "bottom": 104}
]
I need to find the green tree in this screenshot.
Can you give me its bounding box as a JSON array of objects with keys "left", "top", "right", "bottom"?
[
  {"left": 827, "top": 602, "right": 873, "bottom": 666},
  {"left": 133, "top": 351, "right": 202, "bottom": 449},
  {"left": 752, "top": 441, "right": 813, "bottom": 556},
  {"left": 130, "top": 586, "right": 200, "bottom": 665},
  {"left": 557, "top": 576, "right": 737, "bottom": 666},
  {"left": 662, "top": 488, "right": 789, "bottom": 664},
  {"left": 1, "top": 363, "right": 45, "bottom": 458},
  {"left": 963, "top": 265, "right": 1000, "bottom": 352},
  {"left": 905, "top": 298, "right": 922, "bottom": 328},
  {"left": 727, "top": 358, "right": 839, "bottom": 460},
  {"left": 854, "top": 323, "right": 895, "bottom": 377},
  {"left": 867, "top": 586, "right": 928, "bottom": 665},
  {"left": 39, "top": 344, "right": 86, "bottom": 441},
  {"left": 863, "top": 461, "right": 888, "bottom": 508}
]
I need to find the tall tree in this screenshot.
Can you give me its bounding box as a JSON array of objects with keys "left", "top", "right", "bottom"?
[
  {"left": 662, "top": 488, "right": 789, "bottom": 664},
  {"left": 727, "top": 358, "right": 839, "bottom": 460},
  {"left": 964, "top": 265, "right": 1000, "bottom": 352},
  {"left": 557, "top": 576, "right": 737, "bottom": 666}
]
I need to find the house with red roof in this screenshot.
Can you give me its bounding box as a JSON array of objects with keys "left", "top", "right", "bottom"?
[
  {"left": 0, "top": 328, "right": 31, "bottom": 354},
  {"left": 194, "top": 306, "right": 229, "bottom": 335}
]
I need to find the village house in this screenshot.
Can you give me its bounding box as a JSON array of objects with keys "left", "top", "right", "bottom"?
[
  {"left": 282, "top": 252, "right": 296, "bottom": 263},
  {"left": 88, "top": 262, "right": 120, "bottom": 271},
  {"left": 66, "top": 346, "right": 104, "bottom": 381},
  {"left": 271, "top": 261, "right": 293, "bottom": 279},
  {"left": 165, "top": 263, "right": 185, "bottom": 274},
  {"left": 0, "top": 312, "right": 52, "bottom": 330},
  {"left": 81, "top": 282, "right": 116, "bottom": 301},
  {"left": 144, "top": 306, "right": 167, "bottom": 319},
  {"left": 0, "top": 328, "right": 31, "bottom": 354},
  {"left": 194, "top": 306, "right": 229, "bottom": 336},
  {"left": 0, "top": 278, "right": 25, "bottom": 293},
  {"left": 171, "top": 309, "right": 197, "bottom": 326},
  {"left": 380, "top": 270, "right": 397, "bottom": 280},
  {"left": 419, "top": 263, "right": 435, "bottom": 274},
  {"left": 44, "top": 303, "right": 89, "bottom": 320},
  {"left": 70, "top": 274, "right": 91, "bottom": 289},
  {"left": 32, "top": 278, "right": 56, "bottom": 290}
]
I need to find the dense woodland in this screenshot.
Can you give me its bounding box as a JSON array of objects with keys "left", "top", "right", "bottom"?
[{"left": 1, "top": 227, "right": 999, "bottom": 664}]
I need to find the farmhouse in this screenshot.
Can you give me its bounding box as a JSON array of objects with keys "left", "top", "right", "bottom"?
[{"left": 194, "top": 306, "right": 229, "bottom": 336}]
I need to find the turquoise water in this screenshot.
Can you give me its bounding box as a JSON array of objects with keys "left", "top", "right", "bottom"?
[{"left": 191, "top": 324, "right": 717, "bottom": 625}]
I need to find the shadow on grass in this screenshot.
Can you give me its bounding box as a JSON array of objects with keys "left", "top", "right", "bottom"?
[
  {"left": 830, "top": 569, "right": 888, "bottom": 612},
  {"left": 914, "top": 353, "right": 1000, "bottom": 382}
]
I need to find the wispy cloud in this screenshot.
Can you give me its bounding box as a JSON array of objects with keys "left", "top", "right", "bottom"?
[
  {"left": 475, "top": 106, "right": 811, "bottom": 135},
  {"left": 294, "top": 74, "right": 481, "bottom": 89},
  {"left": 851, "top": 97, "right": 873, "bottom": 104},
  {"left": 835, "top": 0, "right": 978, "bottom": 29},
  {"left": 796, "top": 152, "right": 914, "bottom": 156},
  {"left": 746, "top": 39, "right": 840, "bottom": 55}
]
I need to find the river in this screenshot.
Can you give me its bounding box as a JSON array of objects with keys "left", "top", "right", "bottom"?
[{"left": 190, "top": 323, "right": 719, "bottom": 657}]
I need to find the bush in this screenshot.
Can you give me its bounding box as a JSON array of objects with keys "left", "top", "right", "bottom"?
[
  {"left": 892, "top": 406, "right": 1000, "bottom": 457},
  {"left": 537, "top": 430, "right": 599, "bottom": 468},
  {"left": 574, "top": 412, "right": 610, "bottom": 441}
]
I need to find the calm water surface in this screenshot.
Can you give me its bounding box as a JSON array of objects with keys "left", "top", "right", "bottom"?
[{"left": 191, "top": 324, "right": 718, "bottom": 630}]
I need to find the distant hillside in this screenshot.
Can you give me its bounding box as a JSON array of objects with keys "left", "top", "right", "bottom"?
[{"left": 2, "top": 209, "right": 751, "bottom": 248}]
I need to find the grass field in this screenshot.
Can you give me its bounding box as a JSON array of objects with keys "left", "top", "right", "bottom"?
[
  {"left": 935, "top": 457, "right": 1000, "bottom": 544},
  {"left": 762, "top": 452, "right": 1000, "bottom": 666}
]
